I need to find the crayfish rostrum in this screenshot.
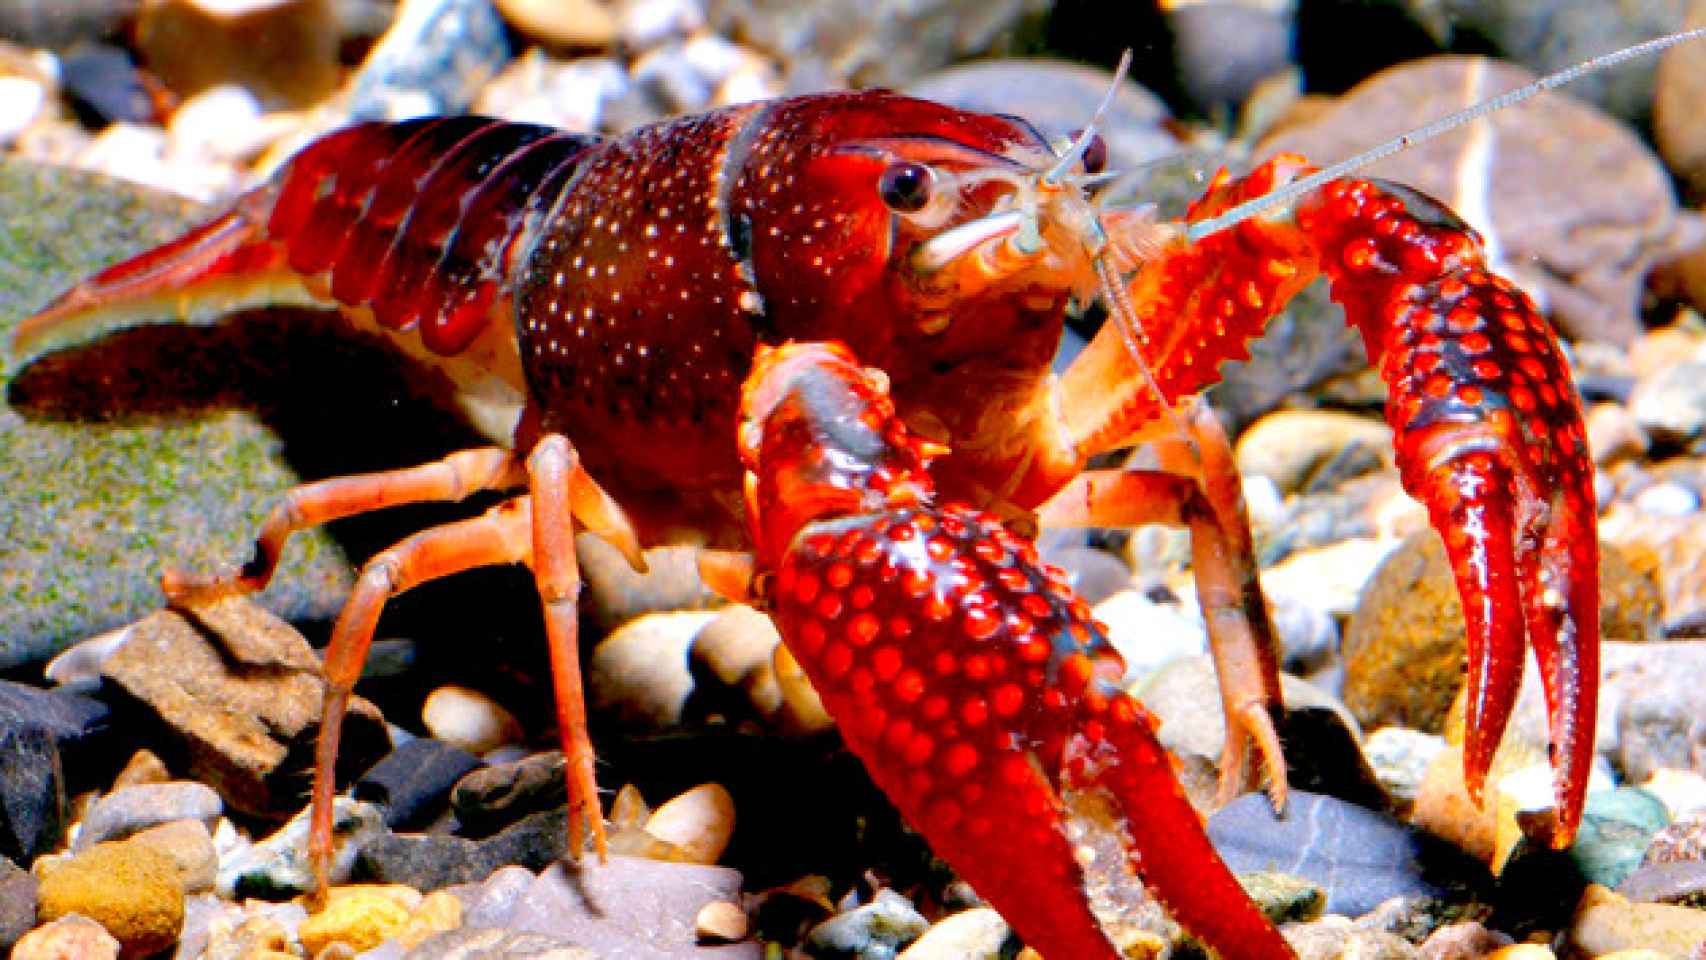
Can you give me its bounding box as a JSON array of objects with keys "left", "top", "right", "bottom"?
[{"left": 13, "top": 44, "right": 1657, "bottom": 953}]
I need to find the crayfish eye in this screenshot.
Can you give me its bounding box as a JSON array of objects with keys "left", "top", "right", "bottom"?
[
  {"left": 1069, "top": 130, "right": 1109, "bottom": 175},
  {"left": 878, "top": 162, "right": 935, "bottom": 212}
]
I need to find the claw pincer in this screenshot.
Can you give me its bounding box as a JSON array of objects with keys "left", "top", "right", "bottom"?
[
  {"left": 739, "top": 343, "right": 1294, "bottom": 960},
  {"left": 1152, "top": 156, "right": 1600, "bottom": 844}
]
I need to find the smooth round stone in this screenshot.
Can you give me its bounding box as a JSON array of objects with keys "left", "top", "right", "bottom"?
[
  {"left": 695, "top": 900, "right": 748, "bottom": 943},
  {"left": 11, "top": 914, "right": 119, "bottom": 960},
  {"left": 1633, "top": 480, "right": 1700, "bottom": 517},
  {"left": 895, "top": 908, "right": 1011, "bottom": 959},
  {"left": 421, "top": 685, "right": 524, "bottom": 756},
  {"left": 1363, "top": 726, "right": 1446, "bottom": 812},
  {"left": 1093, "top": 590, "right": 1205, "bottom": 681},
  {"left": 643, "top": 783, "right": 735, "bottom": 866},
  {"left": 495, "top": 0, "right": 616, "bottom": 47}
]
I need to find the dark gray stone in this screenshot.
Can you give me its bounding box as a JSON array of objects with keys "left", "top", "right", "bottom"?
[
  {"left": 346, "top": 0, "right": 511, "bottom": 120},
  {"left": 357, "top": 807, "right": 570, "bottom": 891},
  {"left": 356, "top": 737, "right": 483, "bottom": 830},
  {"left": 1207, "top": 790, "right": 1489, "bottom": 916},
  {"left": 0, "top": 724, "right": 63, "bottom": 865},
  {"left": 450, "top": 750, "right": 566, "bottom": 838}
]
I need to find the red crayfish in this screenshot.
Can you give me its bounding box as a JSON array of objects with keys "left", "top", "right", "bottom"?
[{"left": 16, "top": 31, "right": 1698, "bottom": 952}]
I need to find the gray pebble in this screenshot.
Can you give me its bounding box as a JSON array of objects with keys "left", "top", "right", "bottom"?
[{"left": 74, "top": 781, "right": 221, "bottom": 850}]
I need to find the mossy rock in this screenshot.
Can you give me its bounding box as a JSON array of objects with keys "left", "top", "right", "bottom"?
[{"left": 0, "top": 160, "right": 496, "bottom": 668}]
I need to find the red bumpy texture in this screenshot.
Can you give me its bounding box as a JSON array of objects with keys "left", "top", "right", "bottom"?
[
  {"left": 743, "top": 343, "right": 1295, "bottom": 960},
  {"left": 1167, "top": 157, "right": 1599, "bottom": 842}
]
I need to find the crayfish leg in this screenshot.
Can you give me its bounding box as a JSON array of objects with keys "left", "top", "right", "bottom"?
[
  {"left": 1038, "top": 405, "right": 1289, "bottom": 811},
  {"left": 162, "top": 446, "right": 525, "bottom": 604},
  {"left": 309, "top": 495, "right": 538, "bottom": 902}
]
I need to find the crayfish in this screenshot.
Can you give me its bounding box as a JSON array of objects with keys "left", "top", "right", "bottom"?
[{"left": 12, "top": 31, "right": 1701, "bottom": 957}]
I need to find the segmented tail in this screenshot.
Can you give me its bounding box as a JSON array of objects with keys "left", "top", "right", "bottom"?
[{"left": 9, "top": 190, "right": 313, "bottom": 372}]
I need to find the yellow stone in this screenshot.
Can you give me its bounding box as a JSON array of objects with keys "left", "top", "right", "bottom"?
[
  {"left": 1485, "top": 944, "right": 1555, "bottom": 959},
  {"left": 397, "top": 891, "right": 463, "bottom": 949},
  {"left": 36, "top": 842, "right": 184, "bottom": 958},
  {"left": 299, "top": 885, "right": 419, "bottom": 954},
  {"left": 1570, "top": 884, "right": 1706, "bottom": 957}
]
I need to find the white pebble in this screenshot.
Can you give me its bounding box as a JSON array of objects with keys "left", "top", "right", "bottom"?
[
  {"left": 1091, "top": 590, "right": 1206, "bottom": 681},
  {"left": 421, "top": 684, "right": 524, "bottom": 755},
  {"left": 167, "top": 84, "right": 267, "bottom": 163},
  {"left": 0, "top": 76, "right": 46, "bottom": 144},
  {"left": 618, "top": 0, "right": 705, "bottom": 52},
  {"left": 1633, "top": 481, "right": 1700, "bottom": 517},
  {"left": 1640, "top": 768, "right": 1706, "bottom": 820},
  {"left": 644, "top": 782, "right": 735, "bottom": 865}
]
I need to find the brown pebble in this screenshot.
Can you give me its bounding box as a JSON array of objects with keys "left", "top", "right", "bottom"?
[
  {"left": 12, "top": 914, "right": 119, "bottom": 960},
  {"left": 111, "top": 749, "right": 171, "bottom": 790}
]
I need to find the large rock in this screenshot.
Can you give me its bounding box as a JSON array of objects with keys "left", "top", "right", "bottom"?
[
  {"left": 0, "top": 160, "right": 352, "bottom": 667},
  {"left": 1260, "top": 56, "right": 1694, "bottom": 345}
]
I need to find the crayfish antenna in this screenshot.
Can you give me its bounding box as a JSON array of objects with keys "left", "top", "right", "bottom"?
[
  {"left": 1045, "top": 48, "right": 1133, "bottom": 185},
  {"left": 1184, "top": 26, "right": 1706, "bottom": 243}
]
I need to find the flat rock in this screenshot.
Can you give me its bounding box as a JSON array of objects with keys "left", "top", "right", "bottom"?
[
  {"left": 0, "top": 723, "right": 65, "bottom": 863},
  {"left": 73, "top": 781, "right": 221, "bottom": 850},
  {"left": 355, "top": 737, "right": 483, "bottom": 830},
  {"left": 357, "top": 807, "right": 572, "bottom": 891},
  {"left": 1260, "top": 56, "right": 1691, "bottom": 345},
  {"left": 100, "top": 597, "right": 389, "bottom": 817},
  {"left": 401, "top": 926, "right": 594, "bottom": 959},
  {"left": 1207, "top": 790, "right": 1490, "bottom": 916},
  {"left": 447, "top": 856, "right": 758, "bottom": 957}
]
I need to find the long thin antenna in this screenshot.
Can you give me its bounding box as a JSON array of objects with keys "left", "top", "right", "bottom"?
[
  {"left": 1184, "top": 27, "right": 1706, "bottom": 243},
  {"left": 1046, "top": 49, "right": 1133, "bottom": 185}
]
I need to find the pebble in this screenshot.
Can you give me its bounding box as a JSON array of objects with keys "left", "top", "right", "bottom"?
[
  {"left": 10, "top": 913, "right": 119, "bottom": 960},
  {"left": 695, "top": 899, "right": 748, "bottom": 943},
  {"left": 894, "top": 908, "right": 1010, "bottom": 959},
  {"left": 73, "top": 781, "right": 221, "bottom": 849},
  {"left": 1641, "top": 769, "right": 1706, "bottom": 822},
  {"left": 447, "top": 857, "right": 750, "bottom": 957},
  {"left": 905, "top": 58, "right": 1178, "bottom": 173},
  {"left": 356, "top": 736, "right": 483, "bottom": 830},
  {"left": 579, "top": 537, "right": 721, "bottom": 633},
  {"left": 1364, "top": 726, "right": 1447, "bottom": 815},
  {"left": 1617, "top": 859, "right": 1706, "bottom": 907},
  {"left": 403, "top": 927, "right": 594, "bottom": 958},
  {"left": 1042, "top": 544, "right": 1133, "bottom": 607},
  {"left": 772, "top": 641, "right": 834, "bottom": 735},
  {"left": 1631, "top": 360, "right": 1706, "bottom": 446},
  {"left": 187, "top": 901, "right": 303, "bottom": 960},
  {"left": 217, "top": 797, "right": 386, "bottom": 899},
  {"left": 1092, "top": 590, "right": 1206, "bottom": 680},
  {"left": 619, "top": 0, "right": 706, "bottom": 52},
  {"left": 102, "top": 599, "right": 390, "bottom": 818},
  {"left": 472, "top": 50, "right": 628, "bottom": 131},
  {"left": 1416, "top": 921, "right": 1513, "bottom": 959},
  {"left": 1645, "top": 810, "right": 1706, "bottom": 866},
  {"left": 299, "top": 883, "right": 422, "bottom": 955},
  {"left": 421, "top": 685, "right": 524, "bottom": 756},
  {"left": 124, "top": 818, "right": 218, "bottom": 894},
  {"left": 57, "top": 43, "right": 154, "bottom": 125},
  {"left": 1234, "top": 409, "right": 1393, "bottom": 494},
  {"left": 1568, "top": 883, "right": 1706, "bottom": 957},
  {"left": 0, "top": 76, "right": 44, "bottom": 146},
  {"left": 357, "top": 807, "right": 571, "bottom": 890},
  {"left": 807, "top": 888, "right": 929, "bottom": 959},
  {"left": 36, "top": 839, "right": 185, "bottom": 957},
  {"left": 346, "top": 0, "right": 512, "bottom": 120},
  {"left": 136, "top": 0, "right": 340, "bottom": 107},
  {"left": 1282, "top": 915, "right": 1419, "bottom": 960},
  {"left": 1207, "top": 790, "right": 1489, "bottom": 916},
  {"left": 0, "top": 858, "right": 38, "bottom": 952},
  {"left": 450, "top": 750, "right": 566, "bottom": 837},
  {"left": 689, "top": 603, "right": 783, "bottom": 723},
  {"left": 109, "top": 748, "right": 170, "bottom": 790},
  {"left": 165, "top": 84, "right": 277, "bottom": 166},
  {"left": 1606, "top": 641, "right": 1706, "bottom": 783},
  {"left": 1586, "top": 402, "right": 1651, "bottom": 465},
  {"left": 1165, "top": 0, "right": 1293, "bottom": 110},
  {"left": 1343, "top": 532, "right": 1659, "bottom": 734},
  {"left": 494, "top": 0, "right": 616, "bottom": 48},
  {"left": 0, "top": 724, "right": 66, "bottom": 864},
  {"left": 588, "top": 610, "right": 719, "bottom": 729},
  {"left": 642, "top": 782, "right": 735, "bottom": 865}
]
